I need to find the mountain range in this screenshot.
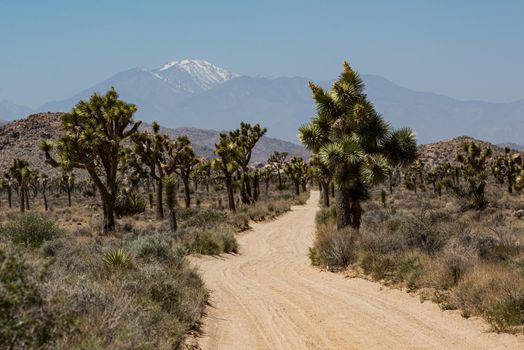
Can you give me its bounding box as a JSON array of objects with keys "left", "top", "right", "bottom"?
[{"left": 1, "top": 59, "right": 523, "bottom": 145}]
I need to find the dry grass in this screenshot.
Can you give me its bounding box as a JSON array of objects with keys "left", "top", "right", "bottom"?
[
  {"left": 0, "top": 182, "right": 310, "bottom": 348},
  {"left": 311, "top": 181, "right": 524, "bottom": 333}
]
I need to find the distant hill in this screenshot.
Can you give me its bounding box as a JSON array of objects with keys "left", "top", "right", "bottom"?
[
  {"left": 417, "top": 136, "right": 506, "bottom": 168},
  {"left": 36, "top": 59, "right": 524, "bottom": 145},
  {"left": 0, "top": 100, "right": 33, "bottom": 120},
  {"left": 497, "top": 142, "right": 524, "bottom": 151},
  {"left": 0, "top": 113, "right": 308, "bottom": 175}
]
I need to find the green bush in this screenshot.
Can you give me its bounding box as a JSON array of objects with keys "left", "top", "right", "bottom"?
[
  {"left": 0, "top": 249, "right": 70, "bottom": 348},
  {"left": 129, "top": 233, "right": 184, "bottom": 263},
  {"left": 114, "top": 191, "right": 146, "bottom": 218},
  {"left": 2, "top": 212, "right": 64, "bottom": 248},
  {"left": 189, "top": 229, "right": 239, "bottom": 255},
  {"left": 180, "top": 208, "right": 227, "bottom": 229}
]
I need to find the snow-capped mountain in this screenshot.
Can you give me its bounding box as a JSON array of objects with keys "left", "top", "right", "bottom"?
[
  {"left": 153, "top": 59, "right": 239, "bottom": 93},
  {"left": 38, "top": 59, "right": 524, "bottom": 144}
]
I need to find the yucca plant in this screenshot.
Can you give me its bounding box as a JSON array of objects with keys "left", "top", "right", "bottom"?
[{"left": 103, "top": 248, "right": 133, "bottom": 270}]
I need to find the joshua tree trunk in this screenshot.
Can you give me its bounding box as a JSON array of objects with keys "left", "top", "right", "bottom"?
[
  {"left": 25, "top": 189, "right": 30, "bottom": 210},
  {"left": 350, "top": 200, "right": 362, "bottom": 230},
  {"left": 277, "top": 171, "right": 283, "bottom": 191},
  {"left": 253, "top": 173, "right": 259, "bottom": 202},
  {"left": 225, "top": 176, "right": 235, "bottom": 212},
  {"left": 19, "top": 188, "right": 25, "bottom": 212},
  {"left": 168, "top": 209, "right": 177, "bottom": 232},
  {"left": 155, "top": 179, "right": 164, "bottom": 219},
  {"left": 321, "top": 180, "right": 330, "bottom": 207},
  {"left": 183, "top": 177, "right": 191, "bottom": 208},
  {"left": 335, "top": 187, "right": 351, "bottom": 230},
  {"left": 7, "top": 187, "right": 12, "bottom": 208},
  {"left": 101, "top": 193, "right": 116, "bottom": 233},
  {"left": 294, "top": 181, "right": 300, "bottom": 196},
  {"left": 43, "top": 189, "right": 48, "bottom": 211}
]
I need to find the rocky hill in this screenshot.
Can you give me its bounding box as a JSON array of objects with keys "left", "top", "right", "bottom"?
[
  {"left": 0, "top": 113, "right": 308, "bottom": 174},
  {"left": 417, "top": 136, "right": 506, "bottom": 168}
]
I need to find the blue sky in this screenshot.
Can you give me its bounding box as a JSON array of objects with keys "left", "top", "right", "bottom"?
[{"left": 1, "top": 0, "right": 523, "bottom": 107}]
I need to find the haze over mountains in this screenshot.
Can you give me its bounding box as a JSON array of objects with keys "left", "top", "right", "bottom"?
[{"left": 1, "top": 59, "right": 523, "bottom": 145}]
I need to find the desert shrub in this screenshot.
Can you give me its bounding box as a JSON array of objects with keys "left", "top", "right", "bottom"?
[
  {"left": 315, "top": 206, "right": 336, "bottom": 227},
  {"left": 309, "top": 228, "right": 356, "bottom": 271},
  {"left": 180, "top": 207, "right": 228, "bottom": 229},
  {"left": 293, "top": 191, "right": 310, "bottom": 205},
  {"left": 401, "top": 210, "right": 453, "bottom": 254},
  {"left": 451, "top": 264, "right": 524, "bottom": 332},
  {"left": 129, "top": 233, "right": 183, "bottom": 263},
  {"left": 40, "top": 238, "right": 65, "bottom": 257},
  {"left": 419, "top": 243, "right": 477, "bottom": 290},
  {"left": 185, "top": 229, "right": 238, "bottom": 255},
  {"left": 228, "top": 212, "right": 250, "bottom": 232},
  {"left": 2, "top": 212, "right": 64, "bottom": 248},
  {"left": 0, "top": 249, "right": 71, "bottom": 349},
  {"left": 360, "top": 229, "right": 407, "bottom": 254},
  {"left": 114, "top": 191, "right": 146, "bottom": 218}
]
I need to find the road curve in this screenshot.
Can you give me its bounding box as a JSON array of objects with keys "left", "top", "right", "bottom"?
[{"left": 191, "top": 191, "right": 523, "bottom": 350}]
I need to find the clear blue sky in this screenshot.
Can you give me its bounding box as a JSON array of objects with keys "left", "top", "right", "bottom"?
[{"left": 1, "top": 0, "right": 523, "bottom": 107}]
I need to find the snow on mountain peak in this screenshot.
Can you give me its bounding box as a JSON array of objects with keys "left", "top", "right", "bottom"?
[{"left": 154, "top": 59, "right": 239, "bottom": 92}]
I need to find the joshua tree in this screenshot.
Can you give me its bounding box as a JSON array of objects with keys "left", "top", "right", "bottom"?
[
  {"left": 40, "top": 174, "right": 50, "bottom": 211},
  {"left": 491, "top": 147, "right": 522, "bottom": 193},
  {"left": 164, "top": 175, "right": 178, "bottom": 233},
  {"left": 131, "top": 121, "right": 171, "bottom": 219},
  {"left": 404, "top": 160, "right": 425, "bottom": 193},
  {"left": 60, "top": 172, "right": 74, "bottom": 207},
  {"left": 213, "top": 132, "right": 240, "bottom": 212},
  {"left": 309, "top": 154, "right": 331, "bottom": 207},
  {"left": 196, "top": 158, "right": 212, "bottom": 193},
  {"left": 443, "top": 142, "right": 491, "bottom": 209},
  {"left": 260, "top": 167, "right": 273, "bottom": 194},
  {"left": 1, "top": 173, "right": 13, "bottom": 208},
  {"left": 299, "top": 61, "right": 417, "bottom": 230},
  {"left": 41, "top": 88, "right": 141, "bottom": 233},
  {"left": 167, "top": 136, "right": 198, "bottom": 208},
  {"left": 267, "top": 151, "right": 288, "bottom": 191},
  {"left": 284, "top": 156, "right": 308, "bottom": 196},
  {"left": 230, "top": 122, "right": 267, "bottom": 204},
  {"left": 8, "top": 159, "right": 32, "bottom": 212}
]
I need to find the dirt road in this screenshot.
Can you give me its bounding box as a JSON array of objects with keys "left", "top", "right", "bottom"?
[{"left": 191, "top": 191, "right": 523, "bottom": 349}]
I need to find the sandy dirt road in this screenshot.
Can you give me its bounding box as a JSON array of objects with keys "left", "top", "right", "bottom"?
[{"left": 191, "top": 191, "right": 523, "bottom": 349}]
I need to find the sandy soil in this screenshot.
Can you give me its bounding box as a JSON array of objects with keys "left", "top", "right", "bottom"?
[{"left": 191, "top": 191, "right": 523, "bottom": 349}]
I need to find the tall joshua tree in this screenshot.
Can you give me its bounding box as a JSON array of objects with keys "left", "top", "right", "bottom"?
[
  {"left": 42, "top": 88, "right": 141, "bottom": 233},
  {"left": 267, "top": 151, "right": 288, "bottom": 191},
  {"left": 213, "top": 132, "right": 240, "bottom": 212},
  {"left": 131, "top": 121, "right": 171, "bottom": 219},
  {"left": 491, "top": 147, "right": 522, "bottom": 194},
  {"left": 167, "top": 136, "right": 198, "bottom": 208},
  {"left": 284, "top": 156, "right": 308, "bottom": 196},
  {"left": 299, "top": 61, "right": 417, "bottom": 230},
  {"left": 8, "top": 159, "right": 32, "bottom": 212},
  {"left": 233, "top": 122, "right": 267, "bottom": 204}
]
